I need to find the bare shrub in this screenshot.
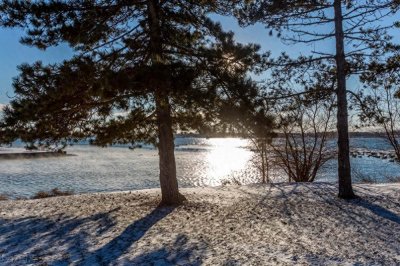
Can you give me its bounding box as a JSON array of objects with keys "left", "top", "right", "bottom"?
[
  {"left": 385, "top": 176, "right": 400, "bottom": 183},
  {"left": 32, "top": 188, "right": 74, "bottom": 199},
  {"left": 0, "top": 194, "right": 9, "bottom": 201},
  {"left": 358, "top": 65, "right": 400, "bottom": 161},
  {"left": 250, "top": 138, "right": 273, "bottom": 183},
  {"left": 272, "top": 95, "right": 335, "bottom": 182},
  {"left": 221, "top": 177, "right": 242, "bottom": 186},
  {"left": 243, "top": 110, "right": 276, "bottom": 184}
]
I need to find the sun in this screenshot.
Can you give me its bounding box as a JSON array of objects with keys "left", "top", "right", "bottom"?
[{"left": 222, "top": 53, "right": 244, "bottom": 73}]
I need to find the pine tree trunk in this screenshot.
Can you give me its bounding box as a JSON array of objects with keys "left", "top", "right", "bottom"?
[
  {"left": 333, "top": 0, "right": 356, "bottom": 199},
  {"left": 148, "top": 0, "right": 184, "bottom": 205},
  {"left": 261, "top": 140, "right": 265, "bottom": 184},
  {"left": 155, "top": 90, "right": 184, "bottom": 205}
]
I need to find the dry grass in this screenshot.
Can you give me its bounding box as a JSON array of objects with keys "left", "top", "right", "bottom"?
[
  {"left": 0, "top": 194, "right": 8, "bottom": 201},
  {"left": 32, "top": 188, "right": 74, "bottom": 199},
  {"left": 386, "top": 176, "right": 400, "bottom": 183}
]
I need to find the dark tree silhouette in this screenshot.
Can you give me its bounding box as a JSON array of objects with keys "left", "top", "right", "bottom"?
[
  {"left": 0, "top": 1, "right": 263, "bottom": 205},
  {"left": 357, "top": 53, "right": 400, "bottom": 160},
  {"left": 234, "top": 0, "right": 400, "bottom": 198}
]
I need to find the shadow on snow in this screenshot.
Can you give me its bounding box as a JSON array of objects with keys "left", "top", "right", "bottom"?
[{"left": 0, "top": 204, "right": 206, "bottom": 265}]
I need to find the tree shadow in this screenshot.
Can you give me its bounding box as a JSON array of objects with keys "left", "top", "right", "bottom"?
[
  {"left": 126, "top": 233, "right": 207, "bottom": 265},
  {"left": 80, "top": 205, "right": 176, "bottom": 265},
  {"left": 244, "top": 183, "right": 400, "bottom": 264},
  {"left": 0, "top": 208, "right": 120, "bottom": 265},
  {"left": 350, "top": 198, "right": 400, "bottom": 225},
  {"left": 301, "top": 184, "right": 400, "bottom": 225},
  {"left": 0, "top": 204, "right": 178, "bottom": 265}
]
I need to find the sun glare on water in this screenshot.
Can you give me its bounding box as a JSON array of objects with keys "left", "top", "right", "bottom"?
[{"left": 204, "top": 138, "right": 252, "bottom": 185}]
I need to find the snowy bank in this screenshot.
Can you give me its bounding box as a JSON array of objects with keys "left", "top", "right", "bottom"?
[{"left": 0, "top": 183, "right": 400, "bottom": 265}]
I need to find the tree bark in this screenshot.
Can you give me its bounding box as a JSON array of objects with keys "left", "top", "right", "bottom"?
[
  {"left": 333, "top": 0, "right": 356, "bottom": 199},
  {"left": 155, "top": 91, "right": 184, "bottom": 205},
  {"left": 261, "top": 142, "right": 266, "bottom": 183},
  {"left": 148, "top": 0, "right": 184, "bottom": 205}
]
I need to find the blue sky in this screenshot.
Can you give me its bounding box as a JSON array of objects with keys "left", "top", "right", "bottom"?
[
  {"left": 0, "top": 13, "right": 397, "bottom": 105},
  {"left": 0, "top": 28, "right": 73, "bottom": 103}
]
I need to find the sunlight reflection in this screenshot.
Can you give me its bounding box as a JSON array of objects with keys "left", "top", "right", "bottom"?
[{"left": 204, "top": 138, "right": 252, "bottom": 186}]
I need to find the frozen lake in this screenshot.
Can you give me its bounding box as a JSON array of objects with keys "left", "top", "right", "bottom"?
[{"left": 0, "top": 137, "right": 400, "bottom": 198}]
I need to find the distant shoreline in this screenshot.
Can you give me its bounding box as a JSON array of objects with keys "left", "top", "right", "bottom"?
[
  {"left": 0, "top": 151, "right": 72, "bottom": 160},
  {"left": 176, "top": 132, "right": 391, "bottom": 138}
]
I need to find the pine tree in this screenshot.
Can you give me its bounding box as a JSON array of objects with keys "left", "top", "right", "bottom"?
[
  {"left": 235, "top": 0, "right": 400, "bottom": 199},
  {"left": 0, "top": 0, "right": 263, "bottom": 205}
]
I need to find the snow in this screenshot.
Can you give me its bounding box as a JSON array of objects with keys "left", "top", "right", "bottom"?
[{"left": 0, "top": 183, "right": 400, "bottom": 265}]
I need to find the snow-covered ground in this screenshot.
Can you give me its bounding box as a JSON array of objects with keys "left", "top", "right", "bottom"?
[{"left": 0, "top": 183, "right": 400, "bottom": 265}]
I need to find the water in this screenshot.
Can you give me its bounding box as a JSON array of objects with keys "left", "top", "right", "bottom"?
[{"left": 0, "top": 137, "right": 399, "bottom": 198}]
